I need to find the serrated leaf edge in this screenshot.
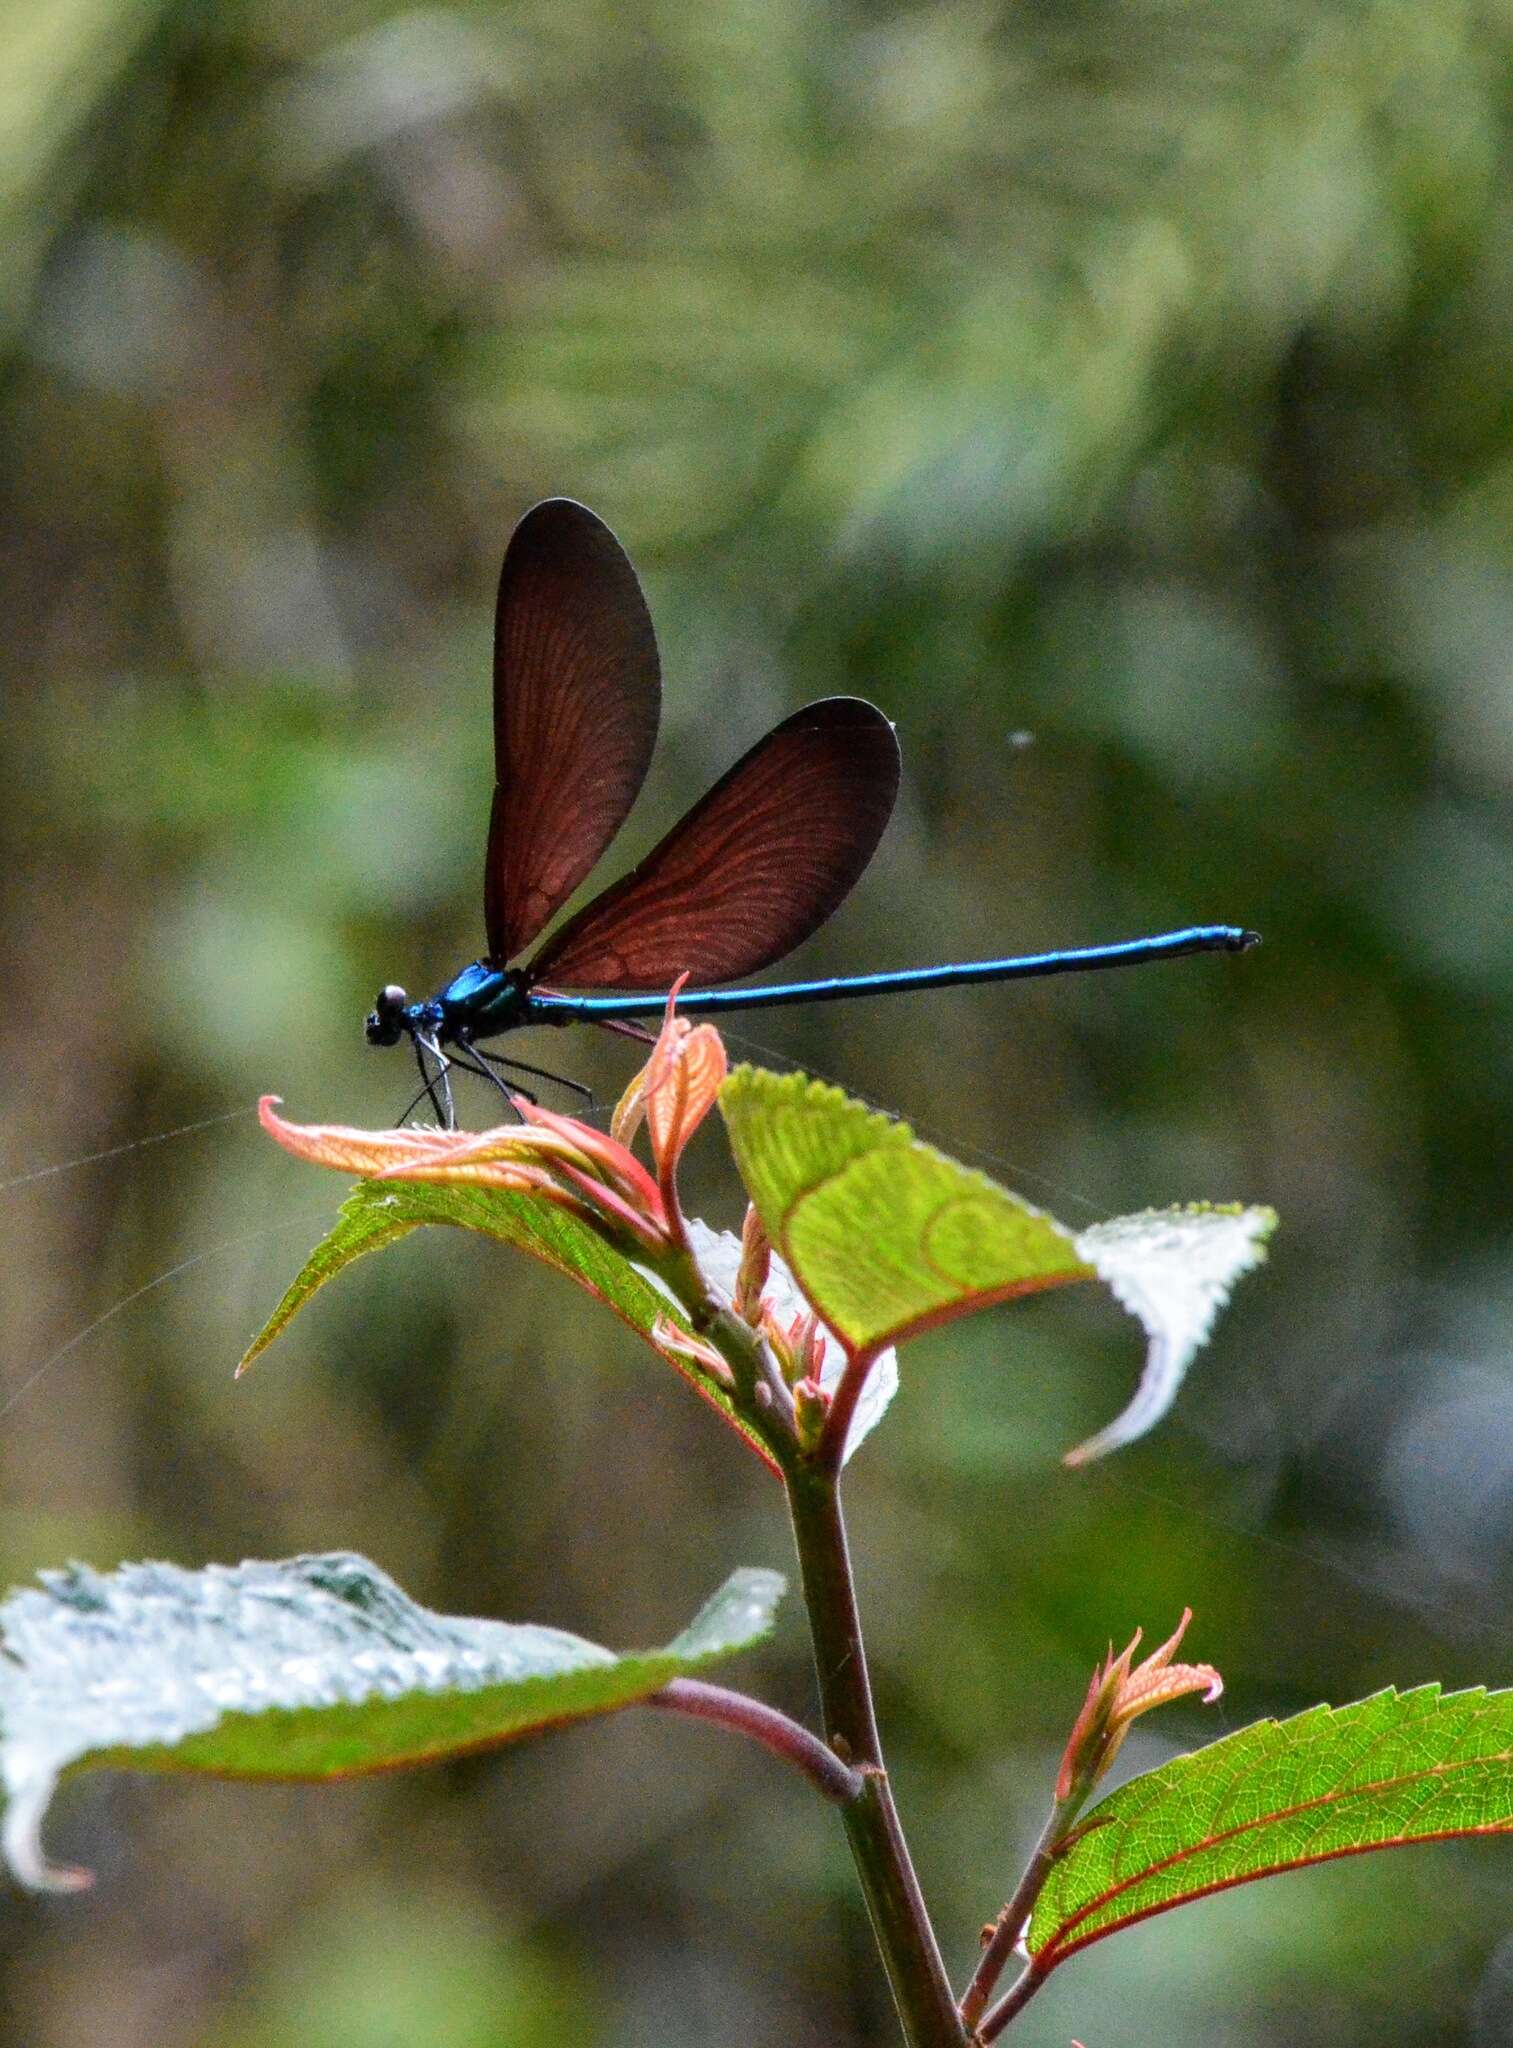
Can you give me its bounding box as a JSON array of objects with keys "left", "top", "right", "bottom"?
[{"left": 1030, "top": 1682, "right": 1513, "bottom": 1971}]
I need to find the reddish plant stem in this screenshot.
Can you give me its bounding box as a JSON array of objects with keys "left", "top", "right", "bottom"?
[
  {"left": 786, "top": 1465, "right": 967, "bottom": 2048},
  {"left": 816, "top": 1341, "right": 881, "bottom": 1470},
  {"left": 958, "top": 1799, "right": 1071, "bottom": 2030},
  {"left": 978, "top": 1958, "right": 1052, "bottom": 2040},
  {"left": 650, "top": 1678, "right": 863, "bottom": 1803}
]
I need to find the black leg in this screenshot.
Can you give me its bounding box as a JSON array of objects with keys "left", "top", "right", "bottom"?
[
  {"left": 452, "top": 1041, "right": 516, "bottom": 1105},
  {"left": 450, "top": 1041, "right": 535, "bottom": 1112},
  {"left": 398, "top": 1073, "right": 438, "bottom": 1125},
  {"left": 471, "top": 1043, "right": 594, "bottom": 1102}
]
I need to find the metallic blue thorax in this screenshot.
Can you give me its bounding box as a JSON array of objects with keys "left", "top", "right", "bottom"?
[{"left": 411, "top": 961, "right": 534, "bottom": 1045}]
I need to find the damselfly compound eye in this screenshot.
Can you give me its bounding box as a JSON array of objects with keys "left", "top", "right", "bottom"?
[{"left": 365, "top": 986, "right": 409, "bottom": 1047}]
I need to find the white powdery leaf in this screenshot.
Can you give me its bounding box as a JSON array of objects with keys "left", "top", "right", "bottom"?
[
  {"left": 0, "top": 1554, "right": 583, "bottom": 1889},
  {"left": 1067, "top": 1204, "right": 1276, "bottom": 1465},
  {"left": 685, "top": 1220, "right": 899, "bottom": 1461},
  {"left": 0, "top": 1552, "right": 782, "bottom": 1890}
]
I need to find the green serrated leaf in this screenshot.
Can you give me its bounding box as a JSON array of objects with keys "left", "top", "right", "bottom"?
[
  {"left": 1028, "top": 1684, "right": 1513, "bottom": 1973},
  {"left": 0, "top": 1552, "right": 785, "bottom": 1890},
  {"left": 720, "top": 1068, "right": 1087, "bottom": 1350},
  {"left": 240, "top": 1182, "right": 774, "bottom": 1467},
  {"left": 719, "top": 1067, "right": 1274, "bottom": 1460},
  {"left": 238, "top": 1186, "right": 422, "bottom": 1371}
]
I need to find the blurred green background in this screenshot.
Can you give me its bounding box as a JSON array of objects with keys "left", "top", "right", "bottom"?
[{"left": 3, "top": 1, "right": 1513, "bottom": 2041}]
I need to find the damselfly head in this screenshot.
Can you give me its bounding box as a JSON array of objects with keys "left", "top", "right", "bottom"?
[{"left": 365, "top": 985, "right": 409, "bottom": 1047}]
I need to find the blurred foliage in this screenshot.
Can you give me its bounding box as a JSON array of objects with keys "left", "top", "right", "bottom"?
[{"left": 3, "top": 0, "right": 1513, "bottom": 2041}]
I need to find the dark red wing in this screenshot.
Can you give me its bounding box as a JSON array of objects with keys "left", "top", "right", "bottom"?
[
  {"left": 526, "top": 698, "right": 900, "bottom": 989},
  {"left": 484, "top": 499, "right": 661, "bottom": 963}
]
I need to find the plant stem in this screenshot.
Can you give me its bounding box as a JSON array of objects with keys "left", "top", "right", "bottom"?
[
  {"left": 978, "top": 1958, "right": 1052, "bottom": 2040},
  {"left": 958, "top": 1800, "right": 1069, "bottom": 2030},
  {"left": 817, "top": 1341, "right": 880, "bottom": 1469},
  {"left": 649, "top": 1678, "right": 863, "bottom": 1803},
  {"left": 699, "top": 1298, "right": 796, "bottom": 1439},
  {"left": 786, "top": 1465, "right": 967, "bottom": 2048}
]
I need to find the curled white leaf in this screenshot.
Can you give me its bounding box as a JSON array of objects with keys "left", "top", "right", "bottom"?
[{"left": 1067, "top": 1204, "right": 1276, "bottom": 1465}]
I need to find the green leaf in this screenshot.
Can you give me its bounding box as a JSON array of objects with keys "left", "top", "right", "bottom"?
[
  {"left": 238, "top": 1185, "right": 422, "bottom": 1369},
  {"left": 720, "top": 1067, "right": 1274, "bottom": 1460},
  {"left": 240, "top": 1182, "right": 774, "bottom": 1468},
  {"left": 721, "top": 1068, "right": 1088, "bottom": 1349},
  {"left": 1028, "top": 1685, "right": 1513, "bottom": 1974},
  {"left": 0, "top": 1552, "right": 785, "bottom": 1890}
]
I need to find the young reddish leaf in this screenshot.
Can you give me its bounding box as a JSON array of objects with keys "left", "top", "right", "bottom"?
[
  {"left": 719, "top": 1067, "right": 1272, "bottom": 1461},
  {"left": 244, "top": 1106, "right": 474, "bottom": 1179},
  {"left": 257, "top": 1096, "right": 669, "bottom": 1249},
  {"left": 645, "top": 1018, "right": 727, "bottom": 1182},
  {"left": 0, "top": 1554, "right": 783, "bottom": 1890},
  {"left": 612, "top": 977, "right": 728, "bottom": 1193},
  {"left": 733, "top": 1203, "right": 771, "bottom": 1320},
  {"left": 1027, "top": 1684, "right": 1513, "bottom": 1977},
  {"left": 963, "top": 1612, "right": 1224, "bottom": 2036},
  {"left": 1056, "top": 1609, "right": 1222, "bottom": 1802}
]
